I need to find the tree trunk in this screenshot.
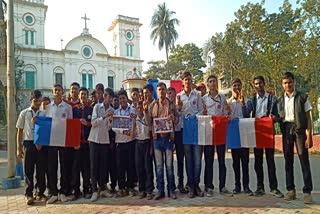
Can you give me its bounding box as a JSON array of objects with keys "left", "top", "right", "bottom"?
[
  {"left": 0, "top": 1, "right": 7, "bottom": 86},
  {"left": 165, "top": 44, "right": 169, "bottom": 79}
]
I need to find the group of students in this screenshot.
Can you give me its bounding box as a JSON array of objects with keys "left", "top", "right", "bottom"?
[{"left": 16, "top": 70, "right": 314, "bottom": 206}]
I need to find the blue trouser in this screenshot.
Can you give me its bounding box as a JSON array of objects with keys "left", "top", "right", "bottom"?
[{"left": 184, "top": 144, "right": 203, "bottom": 189}]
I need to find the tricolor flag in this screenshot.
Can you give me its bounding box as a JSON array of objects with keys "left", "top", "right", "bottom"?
[{"left": 34, "top": 116, "right": 81, "bottom": 147}]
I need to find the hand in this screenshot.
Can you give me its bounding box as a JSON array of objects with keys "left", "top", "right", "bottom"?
[
  {"left": 225, "top": 103, "right": 231, "bottom": 116},
  {"left": 74, "top": 146, "right": 80, "bottom": 150},
  {"left": 103, "top": 112, "right": 113, "bottom": 120},
  {"left": 269, "top": 114, "right": 278, "bottom": 123},
  {"left": 31, "top": 116, "right": 37, "bottom": 126},
  {"left": 143, "top": 101, "right": 149, "bottom": 112},
  {"left": 17, "top": 147, "right": 24, "bottom": 159},
  {"left": 305, "top": 135, "right": 313, "bottom": 149},
  {"left": 168, "top": 114, "right": 175, "bottom": 122},
  {"left": 123, "top": 130, "right": 131, "bottom": 136},
  {"left": 129, "top": 113, "right": 137, "bottom": 119},
  {"left": 239, "top": 91, "right": 245, "bottom": 105},
  {"left": 202, "top": 100, "right": 207, "bottom": 115},
  {"left": 176, "top": 95, "right": 183, "bottom": 111},
  {"left": 170, "top": 136, "right": 174, "bottom": 142},
  {"left": 80, "top": 118, "right": 88, "bottom": 126},
  {"left": 35, "top": 144, "right": 42, "bottom": 151}
]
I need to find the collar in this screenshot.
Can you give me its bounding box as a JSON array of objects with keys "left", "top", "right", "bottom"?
[
  {"left": 120, "top": 104, "right": 130, "bottom": 111},
  {"left": 284, "top": 90, "right": 296, "bottom": 98},
  {"left": 256, "top": 92, "right": 269, "bottom": 99},
  {"left": 181, "top": 89, "right": 196, "bottom": 96},
  {"left": 207, "top": 91, "right": 220, "bottom": 99},
  {"left": 51, "top": 100, "right": 64, "bottom": 107},
  {"left": 99, "top": 102, "right": 111, "bottom": 109}
]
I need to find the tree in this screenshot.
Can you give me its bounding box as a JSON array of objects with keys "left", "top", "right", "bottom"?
[
  {"left": 143, "top": 60, "right": 167, "bottom": 80},
  {"left": 0, "top": 0, "right": 6, "bottom": 123},
  {"left": 168, "top": 43, "right": 206, "bottom": 83},
  {"left": 150, "top": 2, "right": 180, "bottom": 70}
]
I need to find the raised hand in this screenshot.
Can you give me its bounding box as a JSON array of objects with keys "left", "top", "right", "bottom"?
[
  {"left": 202, "top": 100, "right": 207, "bottom": 115},
  {"left": 176, "top": 95, "right": 183, "bottom": 111}
]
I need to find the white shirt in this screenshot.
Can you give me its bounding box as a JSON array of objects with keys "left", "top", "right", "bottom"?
[
  {"left": 202, "top": 93, "right": 227, "bottom": 116},
  {"left": 45, "top": 100, "right": 73, "bottom": 119},
  {"left": 255, "top": 92, "right": 269, "bottom": 118},
  {"left": 135, "top": 114, "right": 150, "bottom": 140},
  {"left": 284, "top": 91, "right": 312, "bottom": 122},
  {"left": 88, "top": 103, "right": 114, "bottom": 144},
  {"left": 16, "top": 107, "right": 45, "bottom": 141},
  {"left": 113, "top": 104, "right": 136, "bottom": 143},
  {"left": 227, "top": 96, "right": 248, "bottom": 118}
]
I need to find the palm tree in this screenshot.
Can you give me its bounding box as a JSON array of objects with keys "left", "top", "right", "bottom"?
[{"left": 150, "top": 2, "right": 180, "bottom": 65}]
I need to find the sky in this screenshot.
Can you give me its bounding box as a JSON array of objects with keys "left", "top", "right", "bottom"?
[{"left": 44, "top": 0, "right": 296, "bottom": 70}]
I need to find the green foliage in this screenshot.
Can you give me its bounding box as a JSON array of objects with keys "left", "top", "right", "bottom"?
[{"left": 143, "top": 60, "right": 167, "bottom": 80}]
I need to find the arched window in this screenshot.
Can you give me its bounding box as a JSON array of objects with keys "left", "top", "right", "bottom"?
[
  {"left": 108, "top": 70, "right": 115, "bottom": 89},
  {"left": 24, "top": 65, "right": 36, "bottom": 89},
  {"left": 53, "top": 67, "right": 65, "bottom": 86},
  {"left": 79, "top": 63, "right": 96, "bottom": 89}
]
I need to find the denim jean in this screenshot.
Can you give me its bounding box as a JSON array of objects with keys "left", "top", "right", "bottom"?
[
  {"left": 184, "top": 144, "right": 203, "bottom": 189},
  {"left": 153, "top": 136, "right": 175, "bottom": 192}
]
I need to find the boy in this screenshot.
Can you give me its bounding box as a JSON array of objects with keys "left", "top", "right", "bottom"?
[
  {"left": 16, "top": 90, "right": 47, "bottom": 205},
  {"left": 65, "top": 82, "right": 80, "bottom": 107},
  {"left": 88, "top": 88, "right": 115, "bottom": 202}
]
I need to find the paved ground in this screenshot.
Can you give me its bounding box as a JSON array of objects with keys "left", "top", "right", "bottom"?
[{"left": 0, "top": 152, "right": 320, "bottom": 214}]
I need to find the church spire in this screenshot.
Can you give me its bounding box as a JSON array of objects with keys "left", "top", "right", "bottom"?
[{"left": 81, "top": 13, "right": 91, "bottom": 36}]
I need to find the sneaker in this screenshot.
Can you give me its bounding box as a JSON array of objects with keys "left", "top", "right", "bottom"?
[
  {"left": 60, "top": 194, "right": 70, "bottom": 203},
  {"left": 284, "top": 190, "right": 296, "bottom": 201},
  {"left": 270, "top": 189, "right": 284, "bottom": 198},
  {"left": 304, "top": 193, "right": 312, "bottom": 204},
  {"left": 35, "top": 194, "right": 47, "bottom": 202},
  {"left": 177, "top": 184, "right": 188, "bottom": 194},
  {"left": 83, "top": 192, "right": 92, "bottom": 199},
  {"left": 188, "top": 188, "right": 195, "bottom": 198},
  {"left": 47, "top": 195, "right": 58, "bottom": 204},
  {"left": 169, "top": 191, "right": 177, "bottom": 199},
  {"left": 195, "top": 186, "right": 204, "bottom": 197},
  {"left": 154, "top": 191, "right": 165, "bottom": 200},
  {"left": 128, "top": 188, "right": 137, "bottom": 197},
  {"left": 146, "top": 192, "right": 153, "bottom": 200},
  {"left": 26, "top": 196, "right": 34, "bottom": 205},
  {"left": 101, "top": 190, "right": 113, "bottom": 198},
  {"left": 253, "top": 188, "right": 265, "bottom": 197},
  {"left": 116, "top": 189, "right": 127, "bottom": 198},
  {"left": 244, "top": 187, "right": 253, "bottom": 196},
  {"left": 90, "top": 192, "right": 99, "bottom": 202},
  {"left": 138, "top": 192, "right": 146, "bottom": 199},
  {"left": 71, "top": 191, "right": 82, "bottom": 201},
  {"left": 220, "top": 187, "right": 233, "bottom": 197},
  {"left": 205, "top": 188, "right": 214, "bottom": 197},
  {"left": 232, "top": 187, "right": 241, "bottom": 194}
]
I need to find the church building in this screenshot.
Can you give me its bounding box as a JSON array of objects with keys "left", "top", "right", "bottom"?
[{"left": 13, "top": 0, "right": 143, "bottom": 91}]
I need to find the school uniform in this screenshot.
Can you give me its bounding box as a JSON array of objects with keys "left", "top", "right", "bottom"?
[
  {"left": 45, "top": 100, "right": 73, "bottom": 197},
  {"left": 88, "top": 103, "right": 114, "bottom": 193},
  {"left": 16, "top": 107, "right": 47, "bottom": 198}
]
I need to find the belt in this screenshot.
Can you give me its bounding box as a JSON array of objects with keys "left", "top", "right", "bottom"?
[{"left": 157, "top": 133, "right": 170, "bottom": 138}]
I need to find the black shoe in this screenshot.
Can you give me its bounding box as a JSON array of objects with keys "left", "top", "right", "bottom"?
[
  {"left": 178, "top": 184, "right": 188, "bottom": 194},
  {"left": 188, "top": 188, "right": 195, "bottom": 198},
  {"left": 233, "top": 187, "right": 241, "bottom": 194},
  {"left": 146, "top": 192, "right": 153, "bottom": 200},
  {"left": 154, "top": 191, "right": 165, "bottom": 200},
  {"left": 138, "top": 192, "right": 146, "bottom": 199},
  {"left": 244, "top": 187, "right": 253, "bottom": 196},
  {"left": 169, "top": 191, "right": 177, "bottom": 199},
  {"left": 254, "top": 188, "right": 265, "bottom": 197},
  {"left": 72, "top": 191, "right": 82, "bottom": 201},
  {"left": 195, "top": 186, "right": 204, "bottom": 197},
  {"left": 270, "top": 189, "right": 284, "bottom": 198}
]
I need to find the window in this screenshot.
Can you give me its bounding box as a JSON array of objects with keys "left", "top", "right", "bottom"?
[
  {"left": 25, "top": 30, "right": 29, "bottom": 45},
  {"left": 30, "top": 31, "right": 34, "bottom": 45},
  {"left": 25, "top": 71, "right": 35, "bottom": 89},
  {"left": 108, "top": 76, "right": 114, "bottom": 89},
  {"left": 82, "top": 72, "right": 94, "bottom": 89},
  {"left": 55, "top": 73, "right": 63, "bottom": 85},
  {"left": 126, "top": 44, "right": 133, "bottom": 57}
]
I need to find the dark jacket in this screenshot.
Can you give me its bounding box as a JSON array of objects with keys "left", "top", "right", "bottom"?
[
  {"left": 246, "top": 92, "right": 278, "bottom": 118},
  {"left": 73, "top": 104, "right": 93, "bottom": 143}
]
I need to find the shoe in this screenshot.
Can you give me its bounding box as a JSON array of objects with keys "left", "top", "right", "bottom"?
[
  {"left": 254, "top": 188, "right": 265, "bottom": 197},
  {"left": 188, "top": 188, "right": 195, "bottom": 198},
  {"left": 244, "top": 187, "right": 253, "bottom": 196},
  {"left": 101, "top": 190, "right": 113, "bottom": 198},
  {"left": 138, "top": 192, "right": 146, "bottom": 199},
  {"left": 169, "top": 191, "right": 177, "bottom": 199},
  {"left": 195, "top": 186, "right": 204, "bottom": 197},
  {"left": 60, "top": 194, "right": 70, "bottom": 203},
  {"left": 146, "top": 192, "right": 153, "bottom": 200},
  {"left": 83, "top": 192, "right": 92, "bottom": 199},
  {"left": 128, "top": 188, "right": 137, "bottom": 197},
  {"left": 154, "top": 191, "right": 165, "bottom": 200},
  {"left": 90, "top": 192, "right": 99, "bottom": 202},
  {"left": 232, "top": 187, "right": 241, "bottom": 194},
  {"left": 46, "top": 195, "right": 58, "bottom": 204},
  {"left": 26, "top": 196, "right": 34, "bottom": 205},
  {"left": 71, "top": 191, "right": 82, "bottom": 201},
  {"left": 205, "top": 188, "right": 214, "bottom": 197},
  {"left": 270, "top": 189, "right": 284, "bottom": 198},
  {"left": 284, "top": 190, "right": 296, "bottom": 201},
  {"left": 35, "top": 194, "right": 47, "bottom": 202},
  {"left": 220, "top": 187, "right": 233, "bottom": 197},
  {"left": 178, "top": 184, "right": 188, "bottom": 194},
  {"left": 116, "top": 189, "right": 126, "bottom": 198},
  {"left": 304, "top": 193, "right": 312, "bottom": 204}
]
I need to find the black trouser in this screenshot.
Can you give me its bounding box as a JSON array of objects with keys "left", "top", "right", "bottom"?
[
  {"left": 231, "top": 148, "right": 250, "bottom": 190},
  {"left": 254, "top": 148, "right": 278, "bottom": 190},
  {"left": 90, "top": 142, "right": 109, "bottom": 193},
  {"left": 107, "top": 144, "right": 117, "bottom": 190},
  {"left": 283, "top": 123, "right": 313, "bottom": 193},
  {"left": 47, "top": 146, "right": 74, "bottom": 196},
  {"left": 72, "top": 143, "right": 90, "bottom": 194},
  {"left": 135, "top": 140, "right": 154, "bottom": 193},
  {"left": 204, "top": 144, "right": 226, "bottom": 191},
  {"left": 23, "top": 141, "right": 47, "bottom": 197},
  {"left": 174, "top": 130, "right": 184, "bottom": 186},
  {"left": 116, "top": 141, "right": 135, "bottom": 190}
]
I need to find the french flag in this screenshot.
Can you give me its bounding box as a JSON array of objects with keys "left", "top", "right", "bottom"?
[{"left": 34, "top": 116, "right": 81, "bottom": 147}]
